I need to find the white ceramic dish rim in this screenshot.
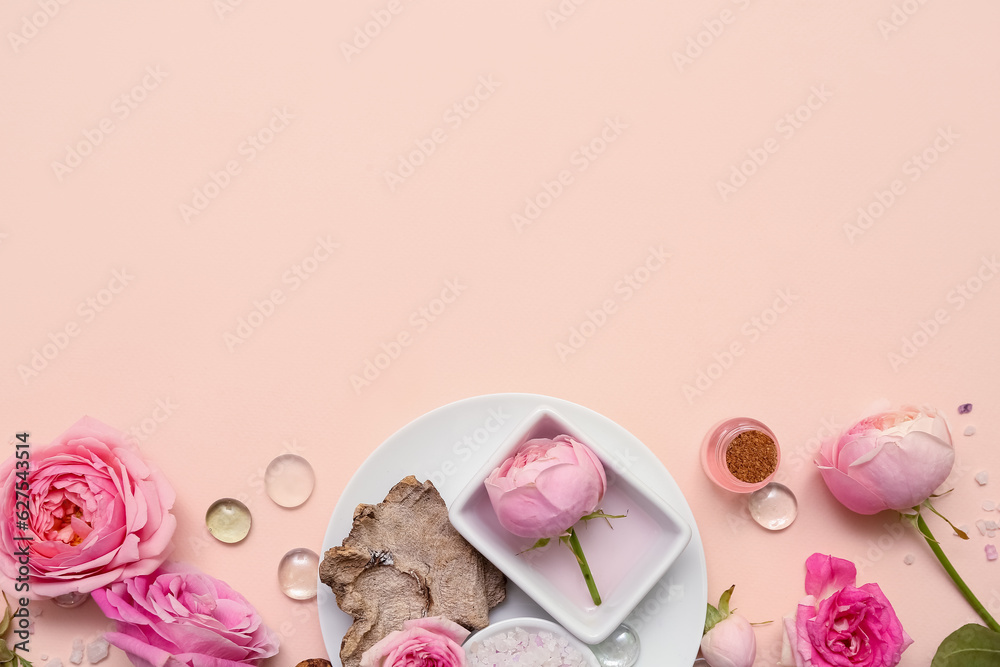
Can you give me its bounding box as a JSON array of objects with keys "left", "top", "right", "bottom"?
[
  {"left": 464, "top": 616, "right": 601, "bottom": 667},
  {"left": 316, "top": 393, "right": 708, "bottom": 667}
]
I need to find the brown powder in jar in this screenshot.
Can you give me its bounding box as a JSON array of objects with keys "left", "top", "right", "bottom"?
[{"left": 725, "top": 430, "right": 777, "bottom": 483}]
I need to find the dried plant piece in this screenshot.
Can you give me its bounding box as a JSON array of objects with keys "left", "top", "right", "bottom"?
[
  {"left": 320, "top": 476, "right": 506, "bottom": 667},
  {"left": 294, "top": 660, "right": 332, "bottom": 667}
]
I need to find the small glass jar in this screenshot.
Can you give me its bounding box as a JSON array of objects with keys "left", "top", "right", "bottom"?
[{"left": 701, "top": 417, "right": 780, "bottom": 493}]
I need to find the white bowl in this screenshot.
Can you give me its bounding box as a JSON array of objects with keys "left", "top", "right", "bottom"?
[
  {"left": 449, "top": 406, "right": 692, "bottom": 644},
  {"left": 464, "top": 617, "right": 600, "bottom": 667}
]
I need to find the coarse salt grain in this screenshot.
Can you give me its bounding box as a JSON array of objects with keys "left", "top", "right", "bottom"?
[
  {"left": 976, "top": 471, "right": 990, "bottom": 486},
  {"left": 467, "top": 628, "right": 591, "bottom": 666},
  {"left": 985, "top": 501, "right": 997, "bottom": 512},
  {"left": 903, "top": 554, "right": 915, "bottom": 565},
  {"left": 977, "top": 520, "right": 988, "bottom": 536},
  {"left": 958, "top": 403, "right": 973, "bottom": 414},
  {"left": 964, "top": 425, "right": 976, "bottom": 436},
  {"left": 987, "top": 545, "right": 998, "bottom": 561}
]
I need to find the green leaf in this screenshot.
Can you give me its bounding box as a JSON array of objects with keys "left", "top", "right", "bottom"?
[
  {"left": 704, "top": 602, "right": 724, "bottom": 635},
  {"left": 517, "top": 538, "right": 551, "bottom": 555},
  {"left": 931, "top": 624, "right": 1000, "bottom": 667},
  {"left": 718, "top": 585, "right": 735, "bottom": 616},
  {"left": 0, "top": 595, "right": 10, "bottom": 636},
  {"left": 704, "top": 586, "right": 737, "bottom": 634},
  {"left": 0, "top": 643, "right": 13, "bottom": 663}
]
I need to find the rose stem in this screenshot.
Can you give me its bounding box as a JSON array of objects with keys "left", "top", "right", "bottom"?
[
  {"left": 917, "top": 513, "right": 1000, "bottom": 632},
  {"left": 567, "top": 527, "right": 602, "bottom": 606}
]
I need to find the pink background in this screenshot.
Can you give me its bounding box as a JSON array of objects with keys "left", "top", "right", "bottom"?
[{"left": 3, "top": 1, "right": 999, "bottom": 665}]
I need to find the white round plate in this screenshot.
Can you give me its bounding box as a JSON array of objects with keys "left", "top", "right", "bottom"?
[{"left": 318, "top": 393, "right": 707, "bottom": 667}]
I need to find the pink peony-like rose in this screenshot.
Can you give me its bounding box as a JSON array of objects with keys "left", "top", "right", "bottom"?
[
  {"left": 817, "top": 406, "right": 954, "bottom": 515},
  {"left": 485, "top": 435, "right": 607, "bottom": 539},
  {"left": 701, "top": 614, "right": 756, "bottom": 667},
  {"left": 360, "top": 616, "right": 469, "bottom": 667},
  {"left": 92, "top": 563, "right": 279, "bottom": 667},
  {"left": 0, "top": 417, "right": 176, "bottom": 599},
  {"left": 781, "top": 553, "right": 912, "bottom": 667}
]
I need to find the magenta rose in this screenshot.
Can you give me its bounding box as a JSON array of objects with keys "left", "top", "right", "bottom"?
[
  {"left": 485, "top": 435, "right": 607, "bottom": 538},
  {"left": 782, "top": 553, "right": 912, "bottom": 667},
  {"left": 817, "top": 406, "right": 954, "bottom": 515},
  {"left": 0, "top": 417, "right": 176, "bottom": 599},
  {"left": 92, "top": 563, "right": 279, "bottom": 667},
  {"left": 360, "top": 616, "right": 469, "bottom": 667}
]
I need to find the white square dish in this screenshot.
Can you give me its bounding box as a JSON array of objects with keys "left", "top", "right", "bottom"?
[{"left": 448, "top": 406, "right": 693, "bottom": 644}]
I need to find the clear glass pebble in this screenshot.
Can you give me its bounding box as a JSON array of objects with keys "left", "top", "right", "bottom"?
[
  {"left": 590, "top": 623, "right": 640, "bottom": 667},
  {"left": 206, "top": 498, "right": 252, "bottom": 543},
  {"left": 748, "top": 482, "right": 797, "bottom": 530},
  {"left": 52, "top": 591, "right": 88, "bottom": 608},
  {"left": 278, "top": 547, "right": 319, "bottom": 600},
  {"left": 265, "top": 454, "right": 316, "bottom": 508}
]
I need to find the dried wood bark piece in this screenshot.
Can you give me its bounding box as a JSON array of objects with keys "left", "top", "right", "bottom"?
[{"left": 320, "top": 476, "right": 506, "bottom": 667}]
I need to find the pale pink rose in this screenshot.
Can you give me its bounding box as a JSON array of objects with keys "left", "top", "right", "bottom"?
[
  {"left": 485, "top": 435, "right": 607, "bottom": 538},
  {"left": 816, "top": 406, "right": 954, "bottom": 514},
  {"left": 360, "top": 616, "right": 469, "bottom": 667},
  {"left": 701, "top": 614, "right": 756, "bottom": 667},
  {"left": 92, "top": 563, "right": 279, "bottom": 667},
  {"left": 781, "top": 554, "right": 912, "bottom": 667},
  {"left": 0, "top": 417, "right": 176, "bottom": 599}
]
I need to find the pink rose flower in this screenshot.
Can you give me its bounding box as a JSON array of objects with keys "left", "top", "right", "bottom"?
[
  {"left": 701, "top": 614, "right": 756, "bottom": 667},
  {"left": 781, "top": 554, "right": 912, "bottom": 667},
  {"left": 360, "top": 616, "right": 469, "bottom": 667},
  {"left": 817, "top": 406, "right": 954, "bottom": 514},
  {"left": 0, "top": 417, "right": 176, "bottom": 599},
  {"left": 485, "top": 435, "right": 607, "bottom": 538},
  {"left": 92, "top": 563, "right": 279, "bottom": 667}
]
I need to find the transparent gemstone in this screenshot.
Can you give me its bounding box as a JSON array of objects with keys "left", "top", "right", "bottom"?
[
  {"left": 52, "top": 591, "right": 88, "bottom": 608},
  {"left": 265, "top": 454, "right": 316, "bottom": 508},
  {"left": 206, "top": 498, "right": 252, "bottom": 543},
  {"left": 278, "top": 547, "right": 320, "bottom": 600},
  {"left": 590, "top": 623, "right": 639, "bottom": 667},
  {"left": 747, "top": 482, "right": 797, "bottom": 530}
]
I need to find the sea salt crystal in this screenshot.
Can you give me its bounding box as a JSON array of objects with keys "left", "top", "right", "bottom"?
[
  {"left": 977, "top": 520, "right": 989, "bottom": 536},
  {"left": 86, "top": 638, "right": 110, "bottom": 664},
  {"left": 903, "top": 554, "right": 915, "bottom": 565},
  {"left": 69, "top": 639, "right": 85, "bottom": 665},
  {"left": 987, "top": 545, "right": 998, "bottom": 561},
  {"left": 467, "top": 627, "right": 590, "bottom": 666},
  {"left": 964, "top": 425, "right": 976, "bottom": 436},
  {"left": 977, "top": 471, "right": 990, "bottom": 486},
  {"left": 986, "top": 520, "right": 998, "bottom": 531},
  {"left": 985, "top": 501, "right": 997, "bottom": 512},
  {"left": 45, "top": 660, "right": 63, "bottom": 667}
]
